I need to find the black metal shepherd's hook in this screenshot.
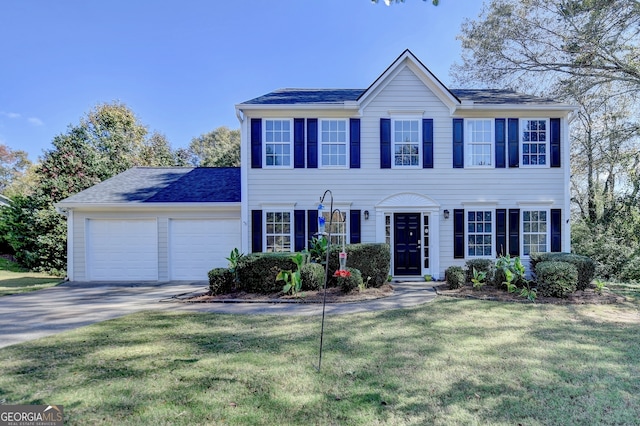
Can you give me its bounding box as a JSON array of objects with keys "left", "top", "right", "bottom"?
[{"left": 316, "top": 189, "right": 343, "bottom": 372}]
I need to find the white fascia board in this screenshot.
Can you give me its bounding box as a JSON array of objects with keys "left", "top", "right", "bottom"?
[
  {"left": 452, "top": 104, "right": 579, "bottom": 114},
  {"left": 54, "top": 202, "right": 241, "bottom": 212}
]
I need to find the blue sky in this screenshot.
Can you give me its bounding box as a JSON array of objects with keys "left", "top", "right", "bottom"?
[{"left": 0, "top": 0, "right": 484, "bottom": 162}]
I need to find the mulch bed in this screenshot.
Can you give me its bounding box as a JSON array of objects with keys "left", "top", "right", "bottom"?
[
  {"left": 434, "top": 283, "right": 626, "bottom": 304},
  {"left": 181, "top": 283, "right": 395, "bottom": 304}
]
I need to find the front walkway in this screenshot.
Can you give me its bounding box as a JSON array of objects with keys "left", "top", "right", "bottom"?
[{"left": 0, "top": 281, "right": 437, "bottom": 349}]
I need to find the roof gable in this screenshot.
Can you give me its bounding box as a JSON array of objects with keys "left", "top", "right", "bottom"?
[{"left": 58, "top": 167, "right": 241, "bottom": 205}]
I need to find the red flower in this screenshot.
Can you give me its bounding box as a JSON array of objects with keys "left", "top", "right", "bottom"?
[{"left": 333, "top": 270, "right": 351, "bottom": 278}]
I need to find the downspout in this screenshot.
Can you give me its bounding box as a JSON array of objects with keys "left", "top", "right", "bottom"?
[{"left": 236, "top": 107, "right": 250, "bottom": 255}]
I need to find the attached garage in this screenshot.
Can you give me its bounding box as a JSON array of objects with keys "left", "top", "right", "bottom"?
[
  {"left": 169, "top": 218, "right": 240, "bottom": 280},
  {"left": 56, "top": 167, "right": 241, "bottom": 283},
  {"left": 86, "top": 219, "right": 158, "bottom": 281}
]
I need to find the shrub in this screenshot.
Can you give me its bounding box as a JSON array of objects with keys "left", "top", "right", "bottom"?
[
  {"left": 300, "top": 262, "right": 326, "bottom": 291},
  {"left": 327, "top": 243, "right": 390, "bottom": 288},
  {"left": 530, "top": 252, "right": 595, "bottom": 290},
  {"left": 535, "top": 261, "right": 578, "bottom": 298},
  {"left": 236, "top": 252, "right": 308, "bottom": 294},
  {"left": 620, "top": 255, "right": 640, "bottom": 282},
  {"left": 493, "top": 255, "right": 527, "bottom": 290},
  {"left": 465, "top": 258, "right": 494, "bottom": 284},
  {"left": 445, "top": 266, "right": 465, "bottom": 289},
  {"left": 335, "top": 267, "right": 363, "bottom": 292},
  {"left": 208, "top": 268, "right": 234, "bottom": 295}
]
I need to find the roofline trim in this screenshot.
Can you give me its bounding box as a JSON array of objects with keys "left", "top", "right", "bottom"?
[{"left": 55, "top": 202, "right": 242, "bottom": 211}]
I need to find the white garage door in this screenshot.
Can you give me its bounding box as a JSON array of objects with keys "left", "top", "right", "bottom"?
[
  {"left": 169, "top": 219, "right": 241, "bottom": 280},
  {"left": 86, "top": 219, "right": 158, "bottom": 281}
]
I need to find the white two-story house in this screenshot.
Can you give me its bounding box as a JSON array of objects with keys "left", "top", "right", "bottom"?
[
  {"left": 57, "top": 49, "right": 575, "bottom": 282},
  {"left": 235, "top": 49, "right": 575, "bottom": 280}
]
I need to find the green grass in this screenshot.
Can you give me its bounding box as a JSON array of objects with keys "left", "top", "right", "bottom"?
[
  {"left": 0, "top": 257, "right": 62, "bottom": 296},
  {"left": 0, "top": 293, "right": 639, "bottom": 425}
]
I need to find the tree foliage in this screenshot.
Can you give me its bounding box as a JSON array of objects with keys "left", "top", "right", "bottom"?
[
  {"left": 453, "top": 0, "right": 640, "bottom": 279},
  {"left": 0, "top": 144, "right": 30, "bottom": 193},
  {"left": 188, "top": 126, "right": 240, "bottom": 167}
]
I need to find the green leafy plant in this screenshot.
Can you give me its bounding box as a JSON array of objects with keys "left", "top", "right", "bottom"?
[
  {"left": 495, "top": 254, "right": 526, "bottom": 290},
  {"left": 307, "top": 236, "right": 328, "bottom": 264},
  {"left": 519, "top": 281, "right": 538, "bottom": 302},
  {"left": 594, "top": 278, "right": 608, "bottom": 295},
  {"left": 424, "top": 274, "right": 432, "bottom": 282},
  {"left": 276, "top": 253, "right": 305, "bottom": 295},
  {"left": 225, "top": 248, "right": 244, "bottom": 283},
  {"left": 471, "top": 267, "right": 487, "bottom": 289}
]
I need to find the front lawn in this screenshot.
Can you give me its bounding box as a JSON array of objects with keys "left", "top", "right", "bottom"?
[
  {"left": 0, "top": 293, "right": 638, "bottom": 425},
  {"left": 0, "top": 257, "right": 63, "bottom": 296}
]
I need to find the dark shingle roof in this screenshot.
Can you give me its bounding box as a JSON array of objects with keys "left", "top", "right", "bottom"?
[
  {"left": 59, "top": 167, "right": 241, "bottom": 204},
  {"left": 241, "top": 88, "right": 562, "bottom": 106}
]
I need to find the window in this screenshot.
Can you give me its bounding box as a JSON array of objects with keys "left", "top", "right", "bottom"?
[
  {"left": 467, "top": 210, "right": 492, "bottom": 257},
  {"left": 265, "top": 211, "right": 291, "bottom": 252},
  {"left": 466, "top": 119, "right": 492, "bottom": 167},
  {"left": 320, "top": 119, "right": 347, "bottom": 167},
  {"left": 522, "top": 210, "right": 548, "bottom": 255},
  {"left": 521, "top": 119, "right": 548, "bottom": 166},
  {"left": 264, "top": 119, "right": 291, "bottom": 167},
  {"left": 322, "top": 210, "right": 347, "bottom": 246},
  {"left": 393, "top": 119, "right": 420, "bottom": 167}
]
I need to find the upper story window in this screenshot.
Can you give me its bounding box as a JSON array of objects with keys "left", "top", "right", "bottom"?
[
  {"left": 466, "top": 119, "right": 493, "bottom": 167},
  {"left": 393, "top": 119, "right": 420, "bottom": 167},
  {"left": 264, "top": 119, "right": 291, "bottom": 167},
  {"left": 522, "top": 209, "right": 548, "bottom": 255},
  {"left": 521, "top": 119, "right": 548, "bottom": 167},
  {"left": 320, "top": 119, "right": 348, "bottom": 167}
]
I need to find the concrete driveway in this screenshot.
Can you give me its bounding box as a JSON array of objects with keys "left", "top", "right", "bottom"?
[{"left": 0, "top": 280, "right": 437, "bottom": 349}]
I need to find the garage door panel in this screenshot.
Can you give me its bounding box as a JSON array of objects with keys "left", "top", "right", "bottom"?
[
  {"left": 169, "top": 219, "right": 240, "bottom": 280},
  {"left": 87, "top": 219, "right": 158, "bottom": 281}
]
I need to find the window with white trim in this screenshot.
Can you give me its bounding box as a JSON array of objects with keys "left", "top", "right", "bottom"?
[
  {"left": 320, "top": 119, "right": 348, "bottom": 167},
  {"left": 393, "top": 119, "right": 420, "bottom": 167},
  {"left": 521, "top": 119, "right": 548, "bottom": 167},
  {"left": 322, "top": 210, "right": 347, "bottom": 246},
  {"left": 466, "top": 119, "right": 492, "bottom": 167},
  {"left": 265, "top": 211, "right": 291, "bottom": 252},
  {"left": 264, "top": 119, "right": 291, "bottom": 167},
  {"left": 522, "top": 210, "right": 548, "bottom": 255},
  {"left": 467, "top": 210, "right": 493, "bottom": 257}
]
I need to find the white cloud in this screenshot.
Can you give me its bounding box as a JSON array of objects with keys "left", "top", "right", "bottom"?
[
  {"left": 0, "top": 111, "right": 21, "bottom": 119},
  {"left": 27, "top": 117, "right": 44, "bottom": 126}
]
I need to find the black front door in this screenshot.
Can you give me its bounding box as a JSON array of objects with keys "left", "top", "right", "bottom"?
[{"left": 394, "top": 213, "right": 421, "bottom": 276}]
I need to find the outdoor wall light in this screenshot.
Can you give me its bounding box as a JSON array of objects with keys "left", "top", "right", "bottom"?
[
  {"left": 444, "top": 209, "right": 450, "bottom": 219},
  {"left": 364, "top": 210, "right": 369, "bottom": 220}
]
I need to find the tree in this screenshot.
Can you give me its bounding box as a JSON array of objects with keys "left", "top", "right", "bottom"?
[
  {"left": 188, "top": 126, "right": 240, "bottom": 167},
  {"left": 0, "top": 144, "right": 30, "bottom": 193},
  {"left": 1, "top": 101, "right": 183, "bottom": 272}
]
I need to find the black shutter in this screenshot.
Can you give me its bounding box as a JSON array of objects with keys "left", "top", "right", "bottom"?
[
  {"left": 294, "top": 118, "right": 305, "bottom": 168},
  {"left": 308, "top": 209, "right": 318, "bottom": 241},
  {"left": 495, "top": 118, "right": 506, "bottom": 168},
  {"left": 380, "top": 118, "right": 391, "bottom": 168},
  {"left": 496, "top": 208, "right": 507, "bottom": 257},
  {"left": 350, "top": 118, "right": 361, "bottom": 169},
  {"left": 250, "top": 118, "right": 262, "bottom": 168},
  {"left": 508, "top": 209, "right": 520, "bottom": 256},
  {"left": 307, "top": 119, "right": 318, "bottom": 168},
  {"left": 454, "top": 209, "right": 465, "bottom": 259},
  {"left": 423, "top": 118, "right": 434, "bottom": 168},
  {"left": 453, "top": 118, "right": 464, "bottom": 168},
  {"left": 251, "top": 210, "right": 262, "bottom": 253},
  {"left": 550, "top": 118, "right": 561, "bottom": 168},
  {"left": 508, "top": 118, "right": 519, "bottom": 168},
  {"left": 551, "top": 209, "right": 562, "bottom": 252},
  {"left": 294, "top": 210, "right": 306, "bottom": 251},
  {"left": 350, "top": 210, "right": 361, "bottom": 243}
]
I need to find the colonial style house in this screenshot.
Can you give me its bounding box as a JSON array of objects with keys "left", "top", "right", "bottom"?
[{"left": 57, "top": 50, "right": 575, "bottom": 282}]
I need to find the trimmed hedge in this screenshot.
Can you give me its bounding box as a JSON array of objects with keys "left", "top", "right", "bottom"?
[
  {"left": 236, "top": 252, "right": 308, "bottom": 294},
  {"left": 530, "top": 252, "right": 595, "bottom": 290},
  {"left": 300, "top": 262, "right": 326, "bottom": 291},
  {"left": 445, "top": 266, "right": 465, "bottom": 289},
  {"left": 465, "top": 258, "right": 494, "bottom": 284},
  {"left": 208, "top": 268, "right": 234, "bottom": 295},
  {"left": 536, "top": 261, "right": 578, "bottom": 298},
  {"left": 327, "top": 243, "right": 390, "bottom": 288}
]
